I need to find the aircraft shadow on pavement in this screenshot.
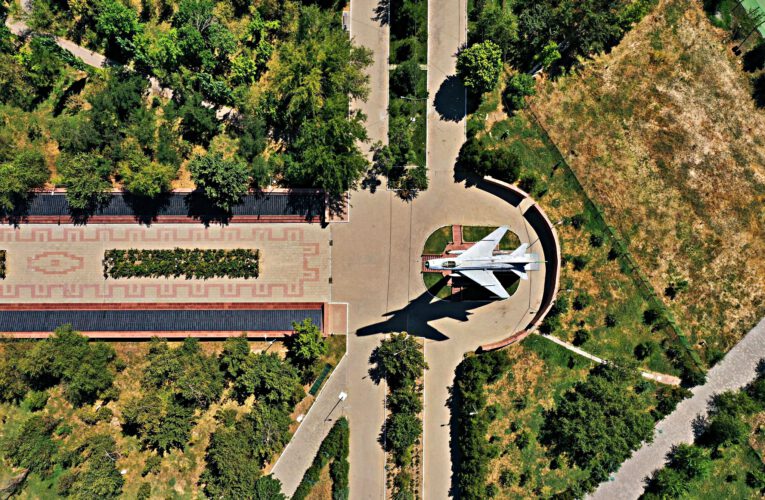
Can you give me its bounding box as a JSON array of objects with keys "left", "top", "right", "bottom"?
[
  {"left": 434, "top": 75, "right": 466, "bottom": 122},
  {"left": 356, "top": 288, "right": 492, "bottom": 343}
]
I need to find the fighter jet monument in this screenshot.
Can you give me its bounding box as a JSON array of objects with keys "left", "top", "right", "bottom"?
[{"left": 424, "top": 226, "right": 540, "bottom": 299}]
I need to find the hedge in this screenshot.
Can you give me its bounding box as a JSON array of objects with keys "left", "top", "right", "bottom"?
[
  {"left": 103, "top": 248, "right": 259, "bottom": 279},
  {"left": 292, "top": 417, "right": 349, "bottom": 500}
]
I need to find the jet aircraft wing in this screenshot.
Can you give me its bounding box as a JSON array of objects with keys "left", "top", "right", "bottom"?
[
  {"left": 457, "top": 270, "right": 510, "bottom": 299},
  {"left": 458, "top": 226, "right": 509, "bottom": 261}
]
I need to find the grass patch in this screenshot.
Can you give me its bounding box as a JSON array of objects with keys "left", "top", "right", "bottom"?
[
  {"left": 533, "top": 0, "right": 765, "bottom": 360},
  {"left": 471, "top": 106, "right": 683, "bottom": 376},
  {"left": 423, "top": 272, "right": 452, "bottom": 299},
  {"left": 423, "top": 225, "right": 453, "bottom": 254},
  {"left": 462, "top": 226, "right": 521, "bottom": 250}
]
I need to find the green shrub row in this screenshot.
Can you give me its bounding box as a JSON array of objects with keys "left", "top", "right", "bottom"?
[
  {"left": 453, "top": 351, "right": 509, "bottom": 499},
  {"left": 103, "top": 248, "right": 260, "bottom": 279},
  {"left": 292, "top": 417, "right": 349, "bottom": 500}
]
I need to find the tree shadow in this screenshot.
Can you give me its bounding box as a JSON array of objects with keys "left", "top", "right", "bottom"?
[
  {"left": 184, "top": 191, "right": 232, "bottom": 226},
  {"left": 283, "top": 189, "right": 325, "bottom": 223},
  {"left": 122, "top": 192, "right": 172, "bottom": 226},
  {"left": 753, "top": 74, "right": 765, "bottom": 108},
  {"left": 356, "top": 288, "right": 492, "bottom": 342},
  {"left": 434, "top": 75, "right": 466, "bottom": 122},
  {"left": 373, "top": 0, "right": 389, "bottom": 25}
]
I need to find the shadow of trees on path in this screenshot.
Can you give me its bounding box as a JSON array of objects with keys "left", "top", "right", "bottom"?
[{"left": 434, "top": 75, "right": 466, "bottom": 122}]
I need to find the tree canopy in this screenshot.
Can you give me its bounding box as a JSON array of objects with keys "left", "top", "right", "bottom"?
[{"left": 456, "top": 40, "right": 503, "bottom": 94}]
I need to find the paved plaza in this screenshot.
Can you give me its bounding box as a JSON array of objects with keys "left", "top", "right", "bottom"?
[{"left": 0, "top": 224, "right": 330, "bottom": 304}]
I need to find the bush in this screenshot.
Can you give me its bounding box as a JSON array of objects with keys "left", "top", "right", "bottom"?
[
  {"left": 503, "top": 73, "right": 536, "bottom": 111},
  {"left": 573, "top": 329, "right": 589, "bottom": 346},
  {"left": 103, "top": 248, "right": 260, "bottom": 279},
  {"left": 572, "top": 292, "right": 591, "bottom": 310},
  {"left": 293, "top": 417, "right": 350, "bottom": 500},
  {"left": 24, "top": 390, "right": 49, "bottom": 411},
  {"left": 142, "top": 454, "right": 162, "bottom": 476},
  {"left": 634, "top": 341, "right": 657, "bottom": 361}
]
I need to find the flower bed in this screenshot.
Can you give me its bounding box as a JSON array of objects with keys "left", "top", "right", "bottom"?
[{"left": 103, "top": 248, "right": 259, "bottom": 279}]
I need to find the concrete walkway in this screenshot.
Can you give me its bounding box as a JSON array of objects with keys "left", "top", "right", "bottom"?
[
  {"left": 335, "top": 0, "right": 552, "bottom": 498},
  {"left": 271, "top": 355, "right": 349, "bottom": 497},
  {"left": 538, "top": 334, "right": 681, "bottom": 386},
  {"left": 591, "top": 316, "right": 765, "bottom": 500}
]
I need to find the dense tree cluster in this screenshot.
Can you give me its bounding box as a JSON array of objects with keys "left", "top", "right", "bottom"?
[
  {"left": 372, "top": 333, "right": 427, "bottom": 499},
  {"left": 1, "top": 0, "right": 373, "bottom": 217},
  {"left": 0, "top": 325, "right": 118, "bottom": 406},
  {"left": 122, "top": 337, "right": 223, "bottom": 452},
  {"left": 201, "top": 406, "right": 289, "bottom": 498},
  {"left": 453, "top": 350, "right": 510, "bottom": 499},
  {"left": 1, "top": 416, "right": 124, "bottom": 498},
  {"left": 645, "top": 368, "right": 765, "bottom": 498},
  {"left": 539, "top": 362, "right": 655, "bottom": 496}
]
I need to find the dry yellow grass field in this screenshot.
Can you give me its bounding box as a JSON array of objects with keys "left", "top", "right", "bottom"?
[{"left": 533, "top": 0, "right": 765, "bottom": 357}]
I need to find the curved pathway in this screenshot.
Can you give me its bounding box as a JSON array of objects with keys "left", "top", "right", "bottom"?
[{"left": 591, "top": 316, "right": 765, "bottom": 499}]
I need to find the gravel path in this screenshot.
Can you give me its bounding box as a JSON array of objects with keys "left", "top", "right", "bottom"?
[{"left": 591, "top": 316, "right": 765, "bottom": 500}]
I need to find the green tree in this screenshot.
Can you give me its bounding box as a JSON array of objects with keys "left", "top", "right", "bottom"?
[
  {"left": 58, "top": 153, "right": 113, "bottom": 212},
  {"left": 121, "top": 160, "right": 177, "bottom": 198},
  {"left": 539, "top": 363, "right": 654, "bottom": 489},
  {"left": 254, "top": 475, "right": 286, "bottom": 500},
  {"left": 534, "top": 41, "right": 561, "bottom": 70},
  {"left": 666, "top": 443, "right": 712, "bottom": 480},
  {"left": 699, "top": 414, "right": 747, "bottom": 449},
  {"left": 96, "top": 0, "right": 142, "bottom": 59},
  {"left": 233, "top": 352, "right": 304, "bottom": 407},
  {"left": 219, "top": 335, "right": 251, "bottom": 379},
  {"left": 503, "top": 73, "right": 536, "bottom": 111},
  {"left": 373, "top": 333, "right": 428, "bottom": 389},
  {"left": 122, "top": 392, "right": 194, "bottom": 452},
  {"left": 2, "top": 415, "right": 59, "bottom": 475},
  {"left": 0, "top": 149, "right": 50, "bottom": 212},
  {"left": 286, "top": 318, "right": 327, "bottom": 372},
  {"left": 68, "top": 435, "right": 124, "bottom": 499},
  {"left": 21, "top": 38, "right": 65, "bottom": 102},
  {"left": 385, "top": 412, "right": 421, "bottom": 460},
  {"left": 456, "top": 41, "right": 502, "bottom": 94},
  {"left": 188, "top": 152, "right": 250, "bottom": 211},
  {"left": 179, "top": 94, "right": 220, "bottom": 146},
  {"left": 281, "top": 115, "right": 370, "bottom": 197},
  {"left": 472, "top": 5, "right": 518, "bottom": 60}
]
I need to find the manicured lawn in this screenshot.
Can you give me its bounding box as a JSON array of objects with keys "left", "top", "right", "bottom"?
[
  {"left": 423, "top": 225, "right": 453, "bottom": 254},
  {"left": 423, "top": 272, "right": 451, "bottom": 299},
  {"left": 462, "top": 226, "right": 521, "bottom": 250}
]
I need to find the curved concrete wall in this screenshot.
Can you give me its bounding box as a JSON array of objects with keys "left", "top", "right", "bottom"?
[{"left": 478, "top": 176, "right": 562, "bottom": 352}]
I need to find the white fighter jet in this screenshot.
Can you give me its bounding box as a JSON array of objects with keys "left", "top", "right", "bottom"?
[{"left": 424, "top": 226, "right": 540, "bottom": 299}]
